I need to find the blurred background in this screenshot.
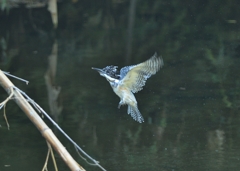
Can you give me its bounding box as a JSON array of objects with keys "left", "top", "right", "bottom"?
[{"left": 0, "top": 0, "right": 240, "bottom": 170}]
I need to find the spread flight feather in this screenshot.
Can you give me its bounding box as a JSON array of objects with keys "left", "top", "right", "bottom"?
[{"left": 119, "top": 53, "right": 163, "bottom": 93}]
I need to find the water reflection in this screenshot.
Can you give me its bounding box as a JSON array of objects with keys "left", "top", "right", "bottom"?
[
  {"left": 206, "top": 129, "right": 225, "bottom": 171},
  {"left": 44, "top": 40, "right": 62, "bottom": 123}
]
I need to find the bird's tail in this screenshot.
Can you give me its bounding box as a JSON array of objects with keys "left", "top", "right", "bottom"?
[{"left": 127, "top": 105, "right": 144, "bottom": 123}]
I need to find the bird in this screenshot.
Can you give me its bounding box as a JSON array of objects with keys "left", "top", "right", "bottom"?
[{"left": 92, "top": 53, "right": 163, "bottom": 123}]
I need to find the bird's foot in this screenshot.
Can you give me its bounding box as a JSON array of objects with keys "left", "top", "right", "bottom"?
[
  {"left": 118, "top": 104, "right": 121, "bottom": 109},
  {"left": 118, "top": 101, "right": 123, "bottom": 109}
]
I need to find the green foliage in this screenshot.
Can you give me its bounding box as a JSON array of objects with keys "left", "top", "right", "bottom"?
[
  {"left": 1, "top": 0, "right": 11, "bottom": 13},
  {"left": 1, "top": 0, "right": 7, "bottom": 11}
]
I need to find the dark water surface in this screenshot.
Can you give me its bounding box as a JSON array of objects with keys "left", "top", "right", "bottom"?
[{"left": 1, "top": 1, "right": 240, "bottom": 171}]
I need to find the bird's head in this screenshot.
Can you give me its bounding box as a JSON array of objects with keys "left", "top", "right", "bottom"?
[{"left": 92, "top": 66, "right": 120, "bottom": 86}]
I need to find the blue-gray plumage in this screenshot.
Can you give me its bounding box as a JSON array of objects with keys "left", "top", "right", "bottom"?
[{"left": 92, "top": 53, "right": 163, "bottom": 123}]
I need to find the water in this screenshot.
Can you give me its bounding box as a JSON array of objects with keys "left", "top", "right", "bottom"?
[{"left": 1, "top": 1, "right": 240, "bottom": 171}]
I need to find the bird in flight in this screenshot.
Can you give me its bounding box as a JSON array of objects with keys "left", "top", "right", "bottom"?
[{"left": 92, "top": 53, "right": 163, "bottom": 123}]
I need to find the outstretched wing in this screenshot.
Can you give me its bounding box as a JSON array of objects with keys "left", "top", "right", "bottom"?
[{"left": 119, "top": 53, "right": 163, "bottom": 93}]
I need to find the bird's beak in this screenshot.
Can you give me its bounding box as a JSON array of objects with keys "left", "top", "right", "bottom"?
[
  {"left": 92, "top": 67, "right": 105, "bottom": 75},
  {"left": 92, "top": 67, "right": 118, "bottom": 83}
]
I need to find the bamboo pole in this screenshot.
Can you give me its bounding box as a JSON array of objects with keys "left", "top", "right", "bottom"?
[{"left": 0, "top": 70, "right": 85, "bottom": 171}]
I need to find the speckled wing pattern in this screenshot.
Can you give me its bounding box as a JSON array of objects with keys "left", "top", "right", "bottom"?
[{"left": 119, "top": 53, "right": 163, "bottom": 93}]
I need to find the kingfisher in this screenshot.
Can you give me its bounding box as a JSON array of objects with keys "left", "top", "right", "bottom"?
[{"left": 92, "top": 53, "right": 163, "bottom": 123}]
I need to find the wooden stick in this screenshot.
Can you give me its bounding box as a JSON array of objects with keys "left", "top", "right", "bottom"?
[{"left": 0, "top": 70, "right": 85, "bottom": 171}]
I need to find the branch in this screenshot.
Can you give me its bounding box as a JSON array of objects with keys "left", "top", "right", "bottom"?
[{"left": 0, "top": 70, "right": 84, "bottom": 171}]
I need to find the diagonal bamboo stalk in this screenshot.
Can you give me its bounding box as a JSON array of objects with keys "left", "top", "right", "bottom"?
[{"left": 0, "top": 70, "right": 85, "bottom": 171}]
